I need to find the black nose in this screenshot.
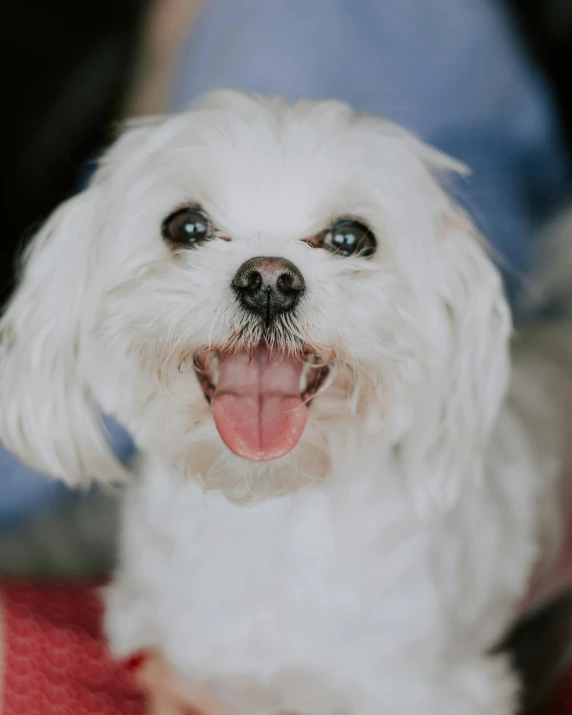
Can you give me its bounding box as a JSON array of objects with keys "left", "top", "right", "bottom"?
[{"left": 232, "top": 256, "right": 305, "bottom": 323}]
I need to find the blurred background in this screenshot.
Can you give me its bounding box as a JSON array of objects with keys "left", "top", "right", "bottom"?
[{"left": 2, "top": 0, "right": 572, "bottom": 711}]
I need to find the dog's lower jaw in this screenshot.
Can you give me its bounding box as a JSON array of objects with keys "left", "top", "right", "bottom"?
[{"left": 169, "top": 420, "right": 334, "bottom": 504}]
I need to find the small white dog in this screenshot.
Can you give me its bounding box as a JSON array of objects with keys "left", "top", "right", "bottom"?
[{"left": 1, "top": 91, "right": 572, "bottom": 715}]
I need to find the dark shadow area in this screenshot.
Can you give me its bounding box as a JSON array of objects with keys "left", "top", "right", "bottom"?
[
  {"left": 2, "top": 0, "right": 151, "bottom": 302},
  {"left": 507, "top": 0, "right": 572, "bottom": 154},
  {"left": 498, "top": 593, "right": 572, "bottom": 714}
]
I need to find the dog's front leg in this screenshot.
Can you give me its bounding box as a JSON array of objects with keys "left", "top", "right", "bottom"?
[{"left": 132, "top": 652, "right": 228, "bottom": 715}]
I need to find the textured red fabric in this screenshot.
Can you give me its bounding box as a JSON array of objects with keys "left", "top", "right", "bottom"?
[{"left": 1, "top": 581, "right": 144, "bottom": 715}]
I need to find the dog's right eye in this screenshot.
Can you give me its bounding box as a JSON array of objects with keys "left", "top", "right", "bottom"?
[{"left": 162, "top": 207, "right": 212, "bottom": 246}]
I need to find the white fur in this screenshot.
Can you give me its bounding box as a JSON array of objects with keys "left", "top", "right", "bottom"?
[{"left": 2, "top": 91, "right": 572, "bottom": 715}]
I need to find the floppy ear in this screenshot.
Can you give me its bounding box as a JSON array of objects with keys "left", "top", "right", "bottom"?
[
  {"left": 403, "top": 196, "right": 512, "bottom": 517},
  {"left": 373, "top": 124, "right": 512, "bottom": 515},
  {"left": 0, "top": 188, "right": 126, "bottom": 485}
]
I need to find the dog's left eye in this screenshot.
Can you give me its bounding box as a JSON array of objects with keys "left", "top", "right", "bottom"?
[
  {"left": 162, "top": 207, "right": 211, "bottom": 246},
  {"left": 323, "top": 220, "right": 376, "bottom": 258}
]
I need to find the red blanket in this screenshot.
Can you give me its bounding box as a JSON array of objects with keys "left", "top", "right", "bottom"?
[{"left": 1, "top": 582, "right": 143, "bottom": 715}]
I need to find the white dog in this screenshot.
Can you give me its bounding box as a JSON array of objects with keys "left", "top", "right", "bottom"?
[{"left": 1, "top": 91, "right": 572, "bottom": 715}]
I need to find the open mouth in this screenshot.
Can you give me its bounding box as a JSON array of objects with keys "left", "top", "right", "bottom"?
[{"left": 193, "top": 345, "right": 330, "bottom": 462}]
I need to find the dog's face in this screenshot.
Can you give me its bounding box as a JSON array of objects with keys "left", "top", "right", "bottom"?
[{"left": 0, "top": 92, "right": 511, "bottom": 508}]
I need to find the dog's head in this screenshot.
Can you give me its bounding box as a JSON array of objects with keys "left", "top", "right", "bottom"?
[{"left": 0, "top": 91, "right": 511, "bottom": 510}]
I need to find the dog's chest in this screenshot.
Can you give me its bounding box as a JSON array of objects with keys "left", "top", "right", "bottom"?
[{"left": 125, "top": 467, "right": 436, "bottom": 678}]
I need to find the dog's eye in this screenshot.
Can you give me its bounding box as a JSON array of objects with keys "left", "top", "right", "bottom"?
[
  {"left": 323, "top": 220, "right": 376, "bottom": 258},
  {"left": 162, "top": 207, "right": 211, "bottom": 246}
]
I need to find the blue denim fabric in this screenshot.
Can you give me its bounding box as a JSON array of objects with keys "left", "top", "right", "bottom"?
[{"left": 0, "top": 417, "right": 133, "bottom": 528}]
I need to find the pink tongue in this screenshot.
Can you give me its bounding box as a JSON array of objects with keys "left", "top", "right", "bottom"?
[{"left": 212, "top": 345, "right": 307, "bottom": 461}]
